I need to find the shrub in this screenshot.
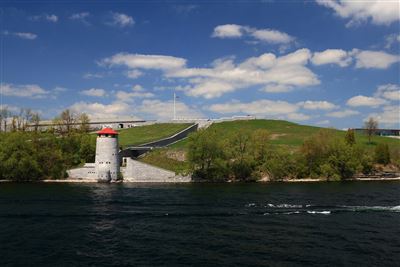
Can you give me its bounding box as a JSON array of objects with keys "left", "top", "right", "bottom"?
[{"left": 374, "top": 143, "right": 390, "bottom": 165}]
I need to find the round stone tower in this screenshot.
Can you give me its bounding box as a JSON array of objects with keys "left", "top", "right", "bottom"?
[{"left": 95, "top": 127, "right": 120, "bottom": 182}]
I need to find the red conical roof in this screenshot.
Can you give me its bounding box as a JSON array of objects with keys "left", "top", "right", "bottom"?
[{"left": 97, "top": 127, "right": 118, "bottom": 135}]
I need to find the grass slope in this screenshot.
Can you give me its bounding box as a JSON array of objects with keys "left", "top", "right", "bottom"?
[
  {"left": 171, "top": 119, "right": 400, "bottom": 150},
  {"left": 118, "top": 123, "right": 193, "bottom": 148},
  {"left": 147, "top": 119, "right": 400, "bottom": 173}
]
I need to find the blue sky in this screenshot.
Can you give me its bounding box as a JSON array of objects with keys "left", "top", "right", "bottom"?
[{"left": 0, "top": 0, "right": 399, "bottom": 128}]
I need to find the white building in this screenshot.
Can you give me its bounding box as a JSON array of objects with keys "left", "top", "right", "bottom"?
[{"left": 95, "top": 128, "right": 120, "bottom": 182}]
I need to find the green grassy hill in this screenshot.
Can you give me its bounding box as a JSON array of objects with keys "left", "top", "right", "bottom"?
[
  {"left": 118, "top": 123, "right": 193, "bottom": 148},
  {"left": 171, "top": 119, "right": 400, "bottom": 150},
  {"left": 141, "top": 119, "right": 400, "bottom": 173}
]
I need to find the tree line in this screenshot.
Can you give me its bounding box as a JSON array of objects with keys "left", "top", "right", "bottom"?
[
  {"left": 187, "top": 126, "right": 397, "bottom": 182},
  {"left": 0, "top": 107, "right": 90, "bottom": 135},
  {"left": 0, "top": 109, "right": 96, "bottom": 181}
]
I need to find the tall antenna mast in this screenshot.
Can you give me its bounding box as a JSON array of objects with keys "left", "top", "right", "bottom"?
[{"left": 173, "top": 92, "right": 176, "bottom": 120}]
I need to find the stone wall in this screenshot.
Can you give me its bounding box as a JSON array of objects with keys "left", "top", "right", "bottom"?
[{"left": 122, "top": 158, "right": 191, "bottom": 182}]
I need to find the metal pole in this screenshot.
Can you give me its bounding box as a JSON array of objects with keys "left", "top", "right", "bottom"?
[{"left": 173, "top": 92, "right": 176, "bottom": 120}]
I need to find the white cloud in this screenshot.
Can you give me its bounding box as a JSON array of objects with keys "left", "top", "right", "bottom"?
[
  {"left": 115, "top": 90, "right": 154, "bottom": 102},
  {"left": 298, "top": 100, "right": 338, "bottom": 110},
  {"left": 137, "top": 99, "right": 203, "bottom": 120},
  {"left": 212, "top": 24, "right": 244, "bottom": 38},
  {"left": 207, "top": 99, "right": 315, "bottom": 122},
  {"left": 103, "top": 49, "right": 319, "bottom": 99},
  {"left": 212, "top": 24, "right": 295, "bottom": 44},
  {"left": 316, "top": 0, "right": 400, "bottom": 26},
  {"left": 132, "top": 85, "right": 143, "bottom": 91},
  {"left": 125, "top": 69, "right": 143, "bottom": 79},
  {"left": 327, "top": 109, "right": 360, "bottom": 118},
  {"left": 80, "top": 88, "right": 107, "bottom": 97},
  {"left": 109, "top": 12, "right": 134, "bottom": 27},
  {"left": 346, "top": 95, "right": 387, "bottom": 107},
  {"left": 367, "top": 105, "right": 400, "bottom": 127},
  {"left": 53, "top": 86, "right": 67, "bottom": 93},
  {"left": 385, "top": 33, "right": 400, "bottom": 49},
  {"left": 69, "top": 12, "right": 90, "bottom": 24},
  {"left": 352, "top": 49, "right": 399, "bottom": 69},
  {"left": 31, "top": 14, "right": 58, "bottom": 23},
  {"left": 251, "top": 29, "right": 294, "bottom": 44},
  {"left": 3, "top": 31, "right": 38, "bottom": 40},
  {"left": 184, "top": 80, "right": 235, "bottom": 99},
  {"left": 311, "top": 49, "right": 352, "bottom": 67},
  {"left": 69, "top": 101, "right": 135, "bottom": 119},
  {"left": 262, "top": 84, "right": 293, "bottom": 93},
  {"left": 103, "top": 53, "right": 186, "bottom": 71},
  {"left": 83, "top": 72, "right": 104, "bottom": 79},
  {"left": 0, "top": 83, "right": 48, "bottom": 98},
  {"left": 173, "top": 5, "right": 199, "bottom": 14},
  {"left": 14, "top": 32, "right": 37, "bottom": 40},
  {"left": 70, "top": 12, "right": 90, "bottom": 20},
  {"left": 208, "top": 99, "right": 299, "bottom": 116},
  {"left": 287, "top": 113, "right": 311, "bottom": 121},
  {"left": 374, "top": 84, "right": 400, "bottom": 101}
]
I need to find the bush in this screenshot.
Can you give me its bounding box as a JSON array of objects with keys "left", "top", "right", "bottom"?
[
  {"left": 0, "top": 132, "right": 96, "bottom": 181},
  {"left": 374, "top": 143, "right": 390, "bottom": 165}
]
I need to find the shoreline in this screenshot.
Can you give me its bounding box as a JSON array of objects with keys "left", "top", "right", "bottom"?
[{"left": 1, "top": 177, "right": 400, "bottom": 183}]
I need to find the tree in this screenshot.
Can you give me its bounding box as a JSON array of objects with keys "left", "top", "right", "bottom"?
[
  {"left": 23, "top": 108, "right": 33, "bottom": 131},
  {"left": 78, "top": 113, "right": 90, "bottom": 133},
  {"left": 0, "top": 107, "right": 10, "bottom": 132},
  {"left": 187, "top": 129, "right": 226, "bottom": 181},
  {"left": 228, "top": 129, "right": 254, "bottom": 181},
  {"left": 345, "top": 128, "right": 356, "bottom": 146},
  {"left": 30, "top": 112, "right": 41, "bottom": 132},
  {"left": 60, "top": 109, "right": 76, "bottom": 134},
  {"left": 364, "top": 117, "right": 378, "bottom": 143},
  {"left": 375, "top": 143, "right": 390, "bottom": 165},
  {"left": 250, "top": 129, "right": 270, "bottom": 163}
]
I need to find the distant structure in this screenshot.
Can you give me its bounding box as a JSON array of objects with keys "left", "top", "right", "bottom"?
[
  {"left": 353, "top": 128, "right": 400, "bottom": 137},
  {"left": 95, "top": 128, "right": 120, "bottom": 182}
]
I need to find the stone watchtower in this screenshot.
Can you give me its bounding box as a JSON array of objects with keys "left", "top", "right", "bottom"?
[{"left": 95, "top": 128, "right": 120, "bottom": 182}]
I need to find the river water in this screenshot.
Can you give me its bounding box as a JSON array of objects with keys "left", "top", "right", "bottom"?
[{"left": 0, "top": 182, "right": 399, "bottom": 266}]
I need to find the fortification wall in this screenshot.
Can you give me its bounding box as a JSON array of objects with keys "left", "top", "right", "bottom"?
[{"left": 122, "top": 158, "right": 191, "bottom": 182}]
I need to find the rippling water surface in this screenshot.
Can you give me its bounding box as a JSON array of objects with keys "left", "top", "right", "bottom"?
[{"left": 0, "top": 182, "right": 399, "bottom": 266}]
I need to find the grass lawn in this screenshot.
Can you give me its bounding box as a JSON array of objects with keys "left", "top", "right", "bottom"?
[
  {"left": 171, "top": 119, "right": 400, "bottom": 150},
  {"left": 118, "top": 123, "right": 193, "bottom": 148}
]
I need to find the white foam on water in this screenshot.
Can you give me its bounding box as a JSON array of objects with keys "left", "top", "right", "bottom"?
[
  {"left": 283, "top": 211, "right": 301, "bottom": 215},
  {"left": 246, "top": 203, "right": 256, "bottom": 207},
  {"left": 340, "top": 205, "right": 400, "bottom": 212},
  {"left": 391, "top": 205, "right": 400, "bottom": 212},
  {"left": 266, "top": 203, "right": 302, "bottom": 208},
  {"left": 307, "top": 210, "right": 331, "bottom": 215}
]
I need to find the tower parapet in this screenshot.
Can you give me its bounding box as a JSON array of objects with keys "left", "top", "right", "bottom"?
[{"left": 95, "top": 127, "right": 120, "bottom": 182}]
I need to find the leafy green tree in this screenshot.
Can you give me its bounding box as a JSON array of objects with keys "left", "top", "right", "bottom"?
[
  {"left": 187, "top": 129, "right": 227, "bottom": 181},
  {"left": 0, "top": 133, "right": 42, "bottom": 181},
  {"left": 78, "top": 113, "right": 91, "bottom": 133},
  {"left": 325, "top": 140, "right": 359, "bottom": 180},
  {"left": 79, "top": 134, "right": 96, "bottom": 163},
  {"left": 227, "top": 129, "right": 254, "bottom": 181},
  {"left": 261, "top": 148, "right": 299, "bottom": 181},
  {"left": 364, "top": 117, "right": 378, "bottom": 144},
  {"left": 374, "top": 143, "right": 390, "bottom": 165},
  {"left": 250, "top": 129, "right": 270, "bottom": 163},
  {"left": 345, "top": 128, "right": 356, "bottom": 146}
]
